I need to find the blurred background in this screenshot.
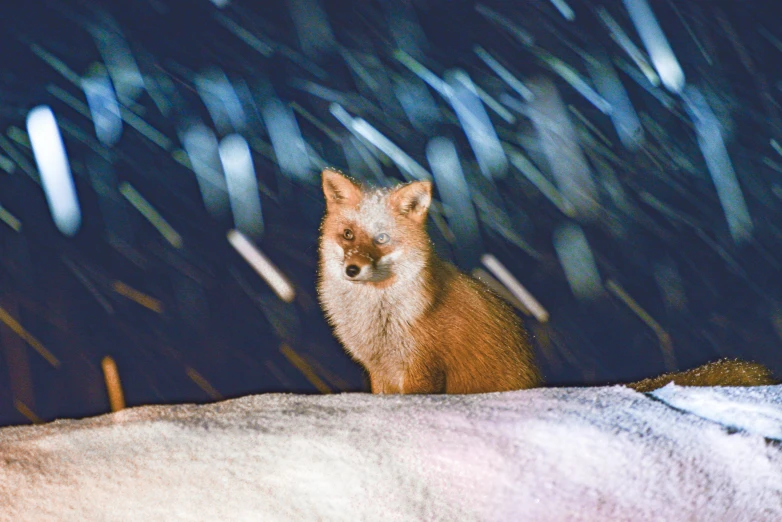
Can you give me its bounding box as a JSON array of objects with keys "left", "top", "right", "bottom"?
[{"left": 0, "top": 0, "right": 780, "bottom": 426}]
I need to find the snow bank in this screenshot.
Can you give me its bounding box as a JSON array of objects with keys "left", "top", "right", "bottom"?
[{"left": 1, "top": 385, "right": 781, "bottom": 521}]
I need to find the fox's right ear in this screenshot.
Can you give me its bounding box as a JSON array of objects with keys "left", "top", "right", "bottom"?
[{"left": 322, "top": 169, "right": 361, "bottom": 208}]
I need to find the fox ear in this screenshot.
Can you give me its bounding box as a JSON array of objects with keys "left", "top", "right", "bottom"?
[
  {"left": 391, "top": 181, "right": 432, "bottom": 223},
  {"left": 322, "top": 169, "right": 361, "bottom": 208}
]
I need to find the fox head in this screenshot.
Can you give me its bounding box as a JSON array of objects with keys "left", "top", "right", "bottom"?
[{"left": 319, "top": 169, "right": 433, "bottom": 288}]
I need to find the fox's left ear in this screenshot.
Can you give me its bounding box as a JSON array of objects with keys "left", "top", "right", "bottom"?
[
  {"left": 322, "top": 168, "right": 362, "bottom": 208},
  {"left": 391, "top": 181, "right": 432, "bottom": 223}
]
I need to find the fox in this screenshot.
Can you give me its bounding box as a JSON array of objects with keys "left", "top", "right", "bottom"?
[
  {"left": 317, "top": 168, "right": 540, "bottom": 394},
  {"left": 317, "top": 169, "right": 776, "bottom": 394}
]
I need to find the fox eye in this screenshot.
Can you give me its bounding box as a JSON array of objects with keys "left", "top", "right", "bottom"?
[
  {"left": 374, "top": 233, "right": 390, "bottom": 245},
  {"left": 343, "top": 229, "right": 354, "bottom": 240}
]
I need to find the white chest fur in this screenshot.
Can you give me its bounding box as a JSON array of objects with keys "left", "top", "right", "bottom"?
[{"left": 318, "top": 243, "right": 429, "bottom": 376}]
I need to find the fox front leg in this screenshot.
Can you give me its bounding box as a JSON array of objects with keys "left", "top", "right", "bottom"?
[{"left": 369, "top": 374, "right": 383, "bottom": 394}]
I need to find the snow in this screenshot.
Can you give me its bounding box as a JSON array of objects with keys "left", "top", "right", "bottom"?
[
  {"left": 652, "top": 383, "right": 782, "bottom": 440},
  {"left": 1, "top": 385, "right": 781, "bottom": 521}
]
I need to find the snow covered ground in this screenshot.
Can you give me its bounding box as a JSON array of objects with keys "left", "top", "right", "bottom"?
[{"left": 1, "top": 385, "right": 781, "bottom": 521}]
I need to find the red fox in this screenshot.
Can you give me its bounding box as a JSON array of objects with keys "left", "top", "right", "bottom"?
[
  {"left": 317, "top": 169, "right": 540, "bottom": 394},
  {"left": 317, "top": 169, "right": 775, "bottom": 394}
]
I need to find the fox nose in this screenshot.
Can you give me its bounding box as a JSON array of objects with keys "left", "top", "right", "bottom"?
[{"left": 345, "top": 265, "right": 360, "bottom": 278}]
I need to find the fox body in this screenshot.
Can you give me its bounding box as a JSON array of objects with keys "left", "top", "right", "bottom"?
[{"left": 317, "top": 169, "right": 540, "bottom": 394}]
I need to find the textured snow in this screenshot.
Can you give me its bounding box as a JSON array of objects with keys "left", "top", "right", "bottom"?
[
  {"left": 1, "top": 385, "right": 781, "bottom": 521},
  {"left": 652, "top": 383, "right": 782, "bottom": 440}
]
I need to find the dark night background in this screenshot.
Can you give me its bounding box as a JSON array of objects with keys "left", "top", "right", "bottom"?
[{"left": 0, "top": 0, "right": 781, "bottom": 426}]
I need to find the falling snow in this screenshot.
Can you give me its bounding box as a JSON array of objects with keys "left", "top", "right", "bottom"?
[{"left": 0, "top": 1, "right": 779, "bottom": 432}]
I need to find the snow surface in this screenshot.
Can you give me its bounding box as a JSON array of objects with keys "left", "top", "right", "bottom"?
[
  {"left": 652, "top": 383, "right": 782, "bottom": 440},
  {"left": 1, "top": 385, "right": 781, "bottom": 521}
]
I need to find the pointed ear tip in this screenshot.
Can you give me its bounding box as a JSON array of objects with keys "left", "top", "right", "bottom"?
[
  {"left": 322, "top": 169, "right": 352, "bottom": 190},
  {"left": 411, "top": 180, "right": 432, "bottom": 198},
  {"left": 401, "top": 180, "right": 432, "bottom": 192}
]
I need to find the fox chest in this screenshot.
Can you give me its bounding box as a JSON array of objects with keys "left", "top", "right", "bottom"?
[{"left": 322, "top": 283, "right": 425, "bottom": 370}]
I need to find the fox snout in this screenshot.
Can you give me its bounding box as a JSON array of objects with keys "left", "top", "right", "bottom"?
[
  {"left": 342, "top": 252, "right": 383, "bottom": 282},
  {"left": 341, "top": 249, "right": 398, "bottom": 283},
  {"left": 343, "top": 252, "right": 371, "bottom": 280}
]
